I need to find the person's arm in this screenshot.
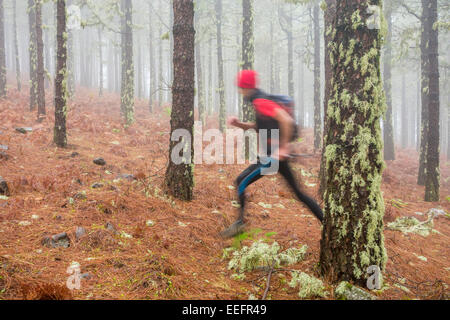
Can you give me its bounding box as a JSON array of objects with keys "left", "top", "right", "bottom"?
[
  {"left": 228, "top": 116, "right": 256, "bottom": 130},
  {"left": 272, "top": 108, "right": 294, "bottom": 160}
]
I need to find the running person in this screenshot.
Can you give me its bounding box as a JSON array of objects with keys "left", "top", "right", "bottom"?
[{"left": 221, "top": 70, "right": 324, "bottom": 238}]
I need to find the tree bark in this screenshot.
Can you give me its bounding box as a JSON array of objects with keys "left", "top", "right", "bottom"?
[
  {"left": 54, "top": 0, "right": 67, "bottom": 148},
  {"left": 241, "top": 0, "right": 255, "bottom": 123},
  {"left": 120, "top": 0, "right": 134, "bottom": 126},
  {"left": 194, "top": 7, "right": 205, "bottom": 125},
  {"left": 28, "top": 0, "right": 38, "bottom": 110},
  {"left": 0, "top": 0, "right": 6, "bottom": 97},
  {"left": 319, "top": 0, "right": 336, "bottom": 199},
  {"left": 165, "top": 0, "right": 195, "bottom": 201},
  {"left": 401, "top": 73, "right": 408, "bottom": 148},
  {"left": 313, "top": 4, "right": 322, "bottom": 151},
  {"left": 215, "top": 0, "right": 226, "bottom": 132},
  {"left": 35, "top": 0, "right": 46, "bottom": 121},
  {"left": 148, "top": 2, "right": 155, "bottom": 112},
  {"left": 418, "top": 0, "right": 430, "bottom": 185},
  {"left": 320, "top": 0, "right": 387, "bottom": 285},
  {"left": 98, "top": 27, "right": 103, "bottom": 97},
  {"left": 13, "top": 0, "right": 21, "bottom": 92},
  {"left": 383, "top": 2, "right": 395, "bottom": 160},
  {"left": 424, "top": 0, "right": 440, "bottom": 202}
]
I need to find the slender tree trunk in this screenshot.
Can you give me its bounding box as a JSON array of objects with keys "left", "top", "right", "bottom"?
[
  {"left": 313, "top": 3, "right": 321, "bottom": 151},
  {"left": 0, "top": 0, "right": 6, "bottom": 97},
  {"left": 35, "top": 0, "right": 46, "bottom": 121},
  {"left": 242, "top": 0, "right": 255, "bottom": 156},
  {"left": 137, "top": 39, "right": 142, "bottom": 99},
  {"left": 165, "top": 0, "right": 195, "bottom": 201},
  {"left": 401, "top": 73, "right": 408, "bottom": 148},
  {"left": 270, "top": 14, "right": 275, "bottom": 93},
  {"left": 287, "top": 9, "right": 294, "bottom": 98},
  {"left": 148, "top": 3, "right": 155, "bottom": 112},
  {"left": 320, "top": 0, "right": 387, "bottom": 285},
  {"left": 194, "top": 7, "right": 205, "bottom": 125},
  {"left": 98, "top": 27, "right": 103, "bottom": 97},
  {"left": 54, "top": 0, "right": 67, "bottom": 148},
  {"left": 158, "top": 3, "right": 163, "bottom": 107},
  {"left": 44, "top": 8, "right": 51, "bottom": 90},
  {"left": 208, "top": 36, "right": 212, "bottom": 116},
  {"left": 424, "top": 0, "right": 440, "bottom": 202},
  {"left": 120, "top": 0, "right": 134, "bottom": 126},
  {"left": 13, "top": 0, "right": 21, "bottom": 92},
  {"left": 383, "top": 2, "right": 395, "bottom": 160},
  {"left": 416, "top": 71, "right": 420, "bottom": 151},
  {"left": 319, "top": 0, "right": 336, "bottom": 199},
  {"left": 298, "top": 50, "right": 304, "bottom": 128},
  {"left": 241, "top": 0, "right": 255, "bottom": 123},
  {"left": 168, "top": 0, "right": 173, "bottom": 104},
  {"left": 215, "top": 0, "right": 226, "bottom": 132},
  {"left": 418, "top": 0, "right": 430, "bottom": 185},
  {"left": 28, "top": 0, "right": 38, "bottom": 110}
]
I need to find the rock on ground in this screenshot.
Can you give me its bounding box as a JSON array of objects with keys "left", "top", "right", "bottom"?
[
  {"left": 0, "top": 176, "right": 10, "bottom": 196},
  {"left": 335, "top": 281, "right": 377, "bottom": 300}
]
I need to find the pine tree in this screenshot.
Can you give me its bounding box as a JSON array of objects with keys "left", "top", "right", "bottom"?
[
  {"left": 54, "top": 0, "right": 67, "bottom": 148},
  {"left": 424, "top": 0, "right": 440, "bottom": 202},
  {"left": 313, "top": 3, "right": 322, "bottom": 151},
  {"left": 194, "top": 5, "right": 205, "bottom": 125},
  {"left": 320, "top": 0, "right": 387, "bottom": 285},
  {"left": 382, "top": 0, "right": 395, "bottom": 160},
  {"left": 0, "top": 0, "right": 6, "bottom": 97},
  {"left": 35, "top": 0, "right": 46, "bottom": 121},
  {"left": 120, "top": 0, "right": 134, "bottom": 126},
  {"left": 28, "top": 0, "right": 38, "bottom": 111},
  {"left": 13, "top": 0, "right": 21, "bottom": 92},
  {"left": 215, "top": 0, "right": 226, "bottom": 132},
  {"left": 319, "top": 0, "right": 336, "bottom": 199},
  {"left": 165, "top": 0, "right": 195, "bottom": 201}
]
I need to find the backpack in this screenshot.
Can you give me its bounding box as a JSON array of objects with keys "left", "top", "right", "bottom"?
[{"left": 263, "top": 94, "right": 300, "bottom": 142}]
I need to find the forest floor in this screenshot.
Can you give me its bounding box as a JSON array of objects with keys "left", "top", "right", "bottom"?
[{"left": 0, "top": 87, "right": 449, "bottom": 300}]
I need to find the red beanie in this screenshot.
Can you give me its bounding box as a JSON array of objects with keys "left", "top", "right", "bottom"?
[{"left": 237, "top": 70, "right": 258, "bottom": 89}]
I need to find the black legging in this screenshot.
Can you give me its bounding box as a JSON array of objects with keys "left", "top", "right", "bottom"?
[{"left": 235, "top": 158, "right": 324, "bottom": 223}]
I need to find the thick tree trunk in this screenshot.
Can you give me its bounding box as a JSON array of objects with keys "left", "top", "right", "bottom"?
[
  {"left": 319, "top": 0, "right": 336, "bottom": 199},
  {"left": 28, "top": 0, "right": 38, "bottom": 110},
  {"left": 424, "top": 0, "right": 440, "bottom": 202},
  {"left": 35, "top": 0, "right": 46, "bottom": 121},
  {"left": 313, "top": 4, "right": 321, "bottom": 151},
  {"left": 0, "top": 0, "right": 6, "bottom": 97},
  {"left": 320, "top": 0, "right": 387, "bottom": 285},
  {"left": 383, "top": 2, "right": 395, "bottom": 160},
  {"left": 215, "top": 0, "right": 226, "bottom": 132},
  {"left": 120, "top": 0, "right": 134, "bottom": 126},
  {"left": 165, "top": 0, "right": 195, "bottom": 201},
  {"left": 54, "top": 0, "right": 67, "bottom": 148}
]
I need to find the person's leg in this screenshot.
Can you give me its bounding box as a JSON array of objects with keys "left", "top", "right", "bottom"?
[
  {"left": 221, "top": 161, "right": 266, "bottom": 238},
  {"left": 278, "top": 160, "right": 324, "bottom": 223}
]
